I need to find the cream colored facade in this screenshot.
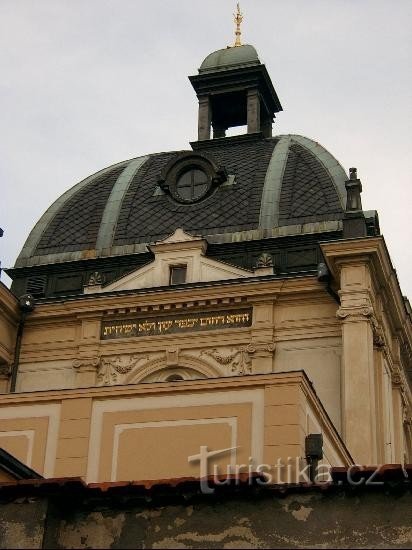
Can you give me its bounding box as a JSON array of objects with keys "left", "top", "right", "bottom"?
[
  {"left": 0, "top": 231, "right": 411, "bottom": 481},
  {"left": 0, "top": 373, "right": 351, "bottom": 482}
]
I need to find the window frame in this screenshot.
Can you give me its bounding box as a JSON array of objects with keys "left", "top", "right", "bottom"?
[
  {"left": 158, "top": 152, "right": 227, "bottom": 205},
  {"left": 169, "top": 264, "right": 188, "bottom": 285}
]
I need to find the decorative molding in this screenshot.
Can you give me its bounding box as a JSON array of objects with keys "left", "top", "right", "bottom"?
[
  {"left": 201, "top": 347, "right": 251, "bottom": 375},
  {"left": 392, "top": 368, "right": 402, "bottom": 387},
  {"left": 102, "top": 297, "right": 247, "bottom": 317},
  {"left": 371, "top": 317, "right": 385, "bottom": 349},
  {"left": 337, "top": 305, "right": 387, "bottom": 350},
  {"left": 231, "top": 349, "right": 252, "bottom": 376},
  {"left": 97, "top": 355, "right": 148, "bottom": 386},
  {"left": 255, "top": 253, "right": 273, "bottom": 268},
  {"left": 87, "top": 271, "right": 105, "bottom": 286},
  {"left": 128, "top": 352, "right": 220, "bottom": 384},
  {"left": 201, "top": 348, "right": 239, "bottom": 366},
  {"left": 336, "top": 306, "right": 373, "bottom": 323},
  {"left": 201, "top": 342, "right": 275, "bottom": 376},
  {"left": 166, "top": 348, "right": 179, "bottom": 367},
  {"left": 246, "top": 342, "right": 276, "bottom": 355},
  {"left": 0, "top": 364, "right": 11, "bottom": 379},
  {"left": 403, "top": 408, "right": 412, "bottom": 427}
]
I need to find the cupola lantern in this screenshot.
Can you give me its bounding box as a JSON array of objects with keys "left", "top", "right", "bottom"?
[{"left": 189, "top": 9, "right": 282, "bottom": 141}]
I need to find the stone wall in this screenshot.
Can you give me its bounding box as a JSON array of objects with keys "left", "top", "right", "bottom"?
[{"left": 0, "top": 482, "right": 410, "bottom": 549}]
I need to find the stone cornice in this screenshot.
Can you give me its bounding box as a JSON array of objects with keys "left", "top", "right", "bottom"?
[
  {"left": 23, "top": 276, "right": 324, "bottom": 321},
  {"left": 321, "top": 237, "right": 410, "bottom": 333},
  {"left": 0, "top": 370, "right": 323, "bottom": 403}
]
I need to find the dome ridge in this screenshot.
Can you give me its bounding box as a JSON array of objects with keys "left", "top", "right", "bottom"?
[
  {"left": 14, "top": 135, "right": 349, "bottom": 269},
  {"left": 16, "top": 155, "right": 148, "bottom": 267}
]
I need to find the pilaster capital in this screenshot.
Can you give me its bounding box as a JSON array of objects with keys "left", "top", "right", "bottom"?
[
  {"left": 244, "top": 342, "right": 276, "bottom": 356},
  {"left": 336, "top": 305, "right": 373, "bottom": 323},
  {"left": 72, "top": 356, "right": 100, "bottom": 373},
  {"left": 337, "top": 305, "right": 386, "bottom": 350}
]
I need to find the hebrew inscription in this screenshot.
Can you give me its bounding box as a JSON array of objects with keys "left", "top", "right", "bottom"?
[{"left": 101, "top": 309, "right": 252, "bottom": 340}]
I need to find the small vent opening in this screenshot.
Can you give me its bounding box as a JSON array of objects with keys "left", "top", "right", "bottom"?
[{"left": 26, "top": 275, "right": 47, "bottom": 297}]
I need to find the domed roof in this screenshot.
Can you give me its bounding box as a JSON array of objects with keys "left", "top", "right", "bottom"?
[
  {"left": 199, "top": 44, "right": 260, "bottom": 73},
  {"left": 15, "top": 134, "right": 348, "bottom": 268}
]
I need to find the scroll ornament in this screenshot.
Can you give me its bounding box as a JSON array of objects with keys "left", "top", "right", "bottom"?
[
  {"left": 337, "top": 306, "right": 386, "bottom": 348},
  {"left": 97, "top": 354, "right": 147, "bottom": 385},
  {"left": 0, "top": 364, "right": 11, "bottom": 379},
  {"left": 202, "top": 342, "right": 275, "bottom": 376},
  {"left": 336, "top": 306, "right": 374, "bottom": 323},
  {"left": 391, "top": 368, "right": 402, "bottom": 387},
  {"left": 245, "top": 342, "right": 276, "bottom": 355},
  {"left": 202, "top": 348, "right": 252, "bottom": 376},
  {"left": 72, "top": 357, "right": 100, "bottom": 373},
  {"left": 403, "top": 409, "right": 412, "bottom": 427}
]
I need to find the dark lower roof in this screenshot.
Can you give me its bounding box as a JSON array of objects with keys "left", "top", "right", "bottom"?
[
  {"left": 0, "top": 448, "right": 43, "bottom": 480},
  {"left": 0, "top": 465, "right": 410, "bottom": 501}
]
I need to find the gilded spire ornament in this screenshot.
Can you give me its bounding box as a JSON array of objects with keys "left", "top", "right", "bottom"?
[{"left": 233, "top": 3, "right": 243, "bottom": 47}]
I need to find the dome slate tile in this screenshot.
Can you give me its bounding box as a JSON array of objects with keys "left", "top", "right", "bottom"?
[
  {"left": 113, "top": 138, "right": 277, "bottom": 246},
  {"left": 35, "top": 165, "right": 124, "bottom": 255},
  {"left": 16, "top": 134, "right": 348, "bottom": 268},
  {"left": 279, "top": 143, "right": 344, "bottom": 226}
]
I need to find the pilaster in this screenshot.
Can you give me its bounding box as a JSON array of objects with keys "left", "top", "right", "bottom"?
[
  {"left": 336, "top": 260, "right": 377, "bottom": 464},
  {"left": 247, "top": 89, "right": 260, "bottom": 134},
  {"left": 198, "top": 96, "right": 211, "bottom": 141},
  {"left": 250, "top": 300, "right": 275, "bottom": 374},
  {"left": 321, "top": 236, "right": 412, "bottom": 465},
  {"left": 73, "top": 315, "right": 102, "bottom": 388},
  {"left": 55, "top": 397, "right": 93, "bottom": 477}
]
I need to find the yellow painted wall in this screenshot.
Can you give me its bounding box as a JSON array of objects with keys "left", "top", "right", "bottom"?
[{"left": 0, "top": 373, "right": 352, "bottom": 483}]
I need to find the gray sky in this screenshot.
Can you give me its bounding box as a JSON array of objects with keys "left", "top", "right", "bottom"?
[{"left": 1, "top": 0, "right": 411, "bottom": 297}]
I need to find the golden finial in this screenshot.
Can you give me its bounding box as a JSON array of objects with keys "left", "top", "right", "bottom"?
[{"left": 233, "top": 3, "right": 243, "bottom": 47}]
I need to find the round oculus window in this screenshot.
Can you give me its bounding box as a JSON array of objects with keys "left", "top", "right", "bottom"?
[{"left": 175, "top": 168, "right": 210, "bottom": 202}]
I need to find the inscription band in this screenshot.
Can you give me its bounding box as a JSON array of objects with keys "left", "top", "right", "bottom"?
[{"left": 101, "top": 308, "right": 252, "bottom": 340}]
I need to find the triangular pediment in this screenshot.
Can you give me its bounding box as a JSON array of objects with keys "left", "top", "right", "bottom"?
[
  {"left": 157, "top": 228, "right": 201, "bottom": 244},
  {"left": 84, "top": 230, "right": 259, "bottom": 293}
]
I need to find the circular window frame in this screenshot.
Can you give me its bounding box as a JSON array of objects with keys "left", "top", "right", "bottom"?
[
  {"left": 173, "top": 162, "right": 211, "bottom": 204},
  {"left": 158, "top": 153, "right": 227, "bottom": 205}
]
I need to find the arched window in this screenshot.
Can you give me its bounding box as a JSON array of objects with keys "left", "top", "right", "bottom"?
[
  {"left": 139, "top": 367, "right": 208, "bottom": 384},
  {"left": 165, "top": 374, "right": 185, "bottom": 382}
]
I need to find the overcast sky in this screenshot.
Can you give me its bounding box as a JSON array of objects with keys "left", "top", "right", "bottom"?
[{"left": 0, "top": 0, "right": 411, "bottom": 298}]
